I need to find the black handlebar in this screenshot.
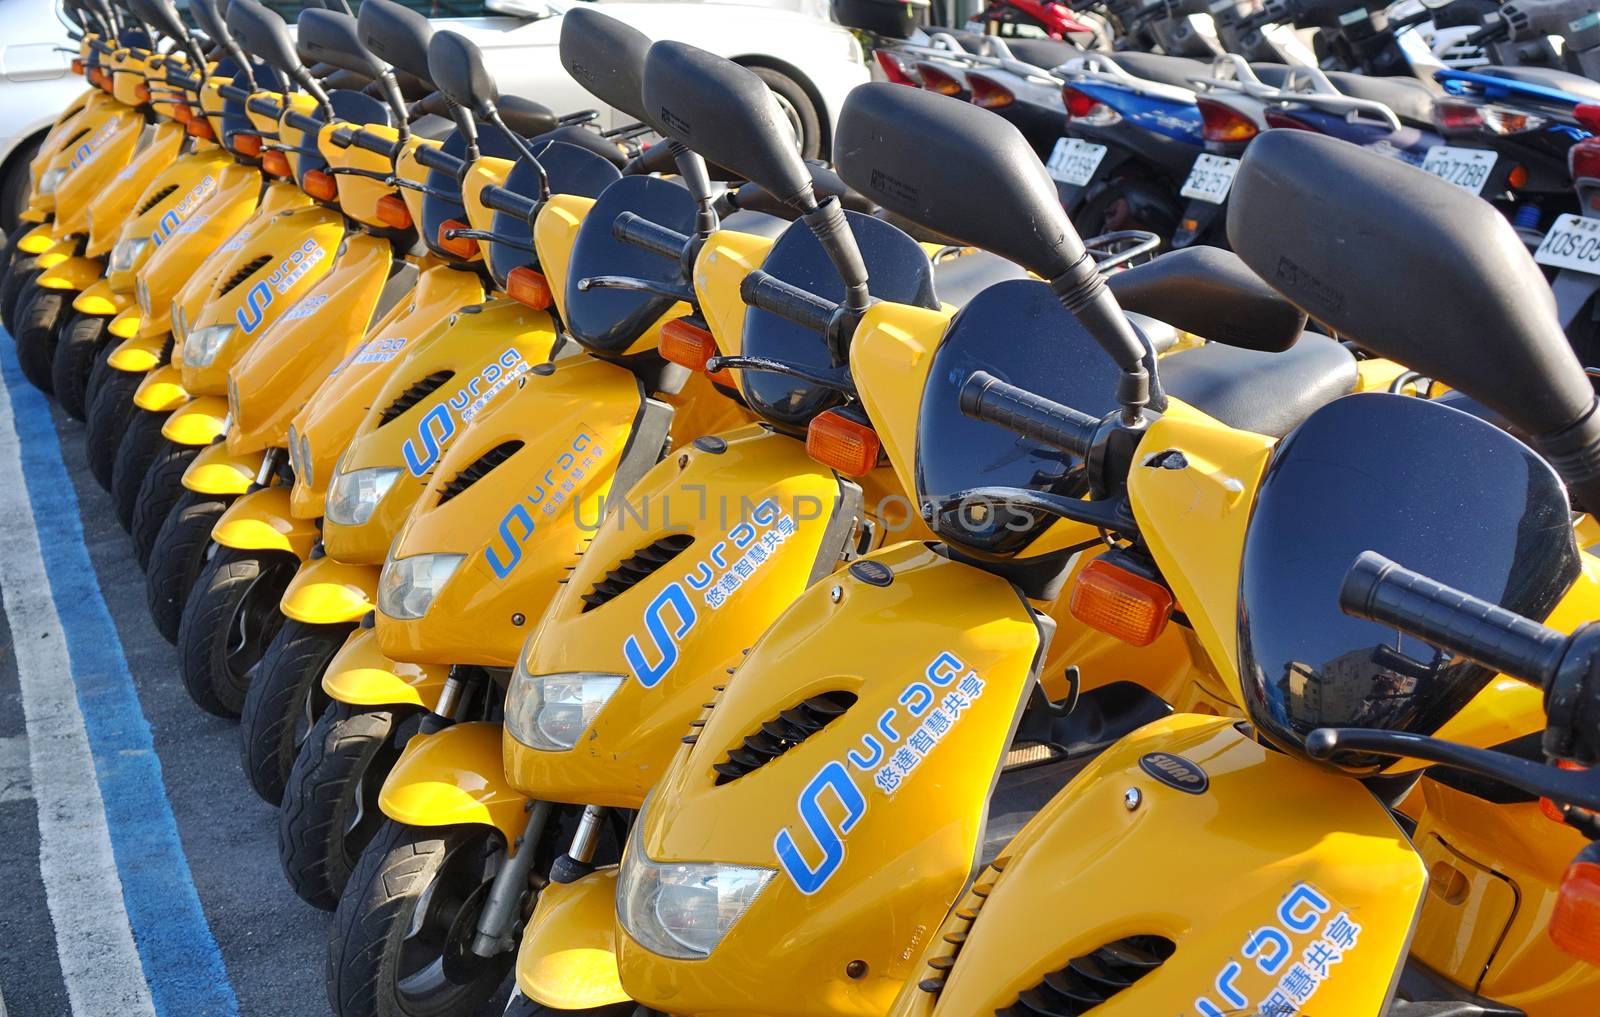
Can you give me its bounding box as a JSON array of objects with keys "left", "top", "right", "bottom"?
[
  {"left": 958, "top": 371, "right": 1101, "bottom": 459},
  {"left": 218, "top": 82, "right": 250, "bottom": 102},
  {"left": 1338, "top": 551, "right": 1568, "bottom": 691},
  {"left": 414, "top": 145, "right": 463, "bottom": 176},
  {"left": 284, "top": 110, "right": 325, "bottom": 135},
  {"left": 336, "top": 129, "right": 399, "bottom": 159},
  {"left": 246, "top": 96, "right": 281, "bottom": 119},
  {"left": 481, "top": 184, "right": 539, "bottom": 222},
  {"left": 611, "top": 212, "right": 691, "bottom": 262},
  {"left": 740, "top": 271, "right": 839, "bottom": 335}
]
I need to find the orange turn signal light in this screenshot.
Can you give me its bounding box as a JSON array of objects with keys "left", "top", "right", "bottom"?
[
  {"left": 1069, "top": 557, "right": 1173, "bottom": 647},
  {"left": 233, "top": 133, "right": 262, "bottom": 158},
  {"left": 660, "top": 318, "right": 718, "bottom": 373},
  {"left": 1542, "top": 760, "right": 1588, "bottom": 823},
  {"left": 1550, "top": 846, "right": 1600, "bottom": 965},
  {"left": 135, "top": 81, "right": 151, "bottom": 104},
  {"left": 437, "top": 218, "right": 478, "bottom": 260},
  {"left": 376, "top": 194, "right": 413, "bottom": 230},
  {"left": 303, "top": 168, "right": 337, "bottom": 202},
  {"left": 1509, "top": 163, "right": 1529, "bottom": 190},
  {"left": 186, "top": 117, "right": 215, "bottom": 141},
  {"left": 72, "top": 59, "right": 83, "bottom": 75},
  {"left": 173, "top": 102, "right": 193, "bottom": 123},
  {"left": 506, "top": 266, "right": 552, "bottom": 310},
  {"left": 261, "top": 149, "right": 291, "bottom": 178},
  {"left": 806, "top": 411, "right": 881, "bottom": 477}
]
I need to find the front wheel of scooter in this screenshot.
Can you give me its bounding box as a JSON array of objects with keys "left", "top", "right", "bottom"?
[
  {"left": 145, "top": 491, "right": 231, "bottom": 642},
  {"left": 111, "top": 416, "right": 171, "bottom": 532},
  {"left": 239, "top": 620, "right": 353, "bottom": 805},
  {"left": 279, "top": 702, "right": 417, "bottom": 910},
  {"left": 53, "top": 311, "right": 110, "bottom": 419},
  {"left": 177, "top": 546, "right": 298, "bottom": 718},
  {"left": 131, "top": 441, "right": 202, "bottom": 569},
  {"left": 328, "top": 820, "right": 512, "bottom": 1017},
  {"left": 14, "top": 284, "right": 65, "bottom": 393},
  {"left": 84, "top": 367, "right": 141, "bottom": 491},
  {"left": 1, "top": 263, "right": 40, "bottom": 335}
]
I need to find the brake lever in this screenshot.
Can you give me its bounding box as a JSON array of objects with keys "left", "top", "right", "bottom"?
[
  {"left": 576, "top": 275, "right": 696, "bottom": 304},
  {"left": 329, "top": 167, "right": 395, "bottom": 182},
  {"left": 444, "top": 226, "right": 534, "bottom": 253},
  {"left": 704, "top": 354, "right": 855, "bottom": 393},
  {"left": 931, "top": 485, "right": 1134, "bottom": 535}
]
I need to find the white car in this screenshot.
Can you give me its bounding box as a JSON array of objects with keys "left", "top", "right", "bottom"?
[
  {"left": 382, "top": 0, "right": 870, "bottom": 158},
  {"left": 0, "top": 0, "right": 83, "bottom": 233}
]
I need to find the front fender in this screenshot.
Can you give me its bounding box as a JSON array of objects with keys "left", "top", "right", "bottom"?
[
  {"left": 72, "top": 278, "right": 130, "bottom": 316},
  {"left": 280, "top": 556, "right": 378, "bottom": 625},
  {"left": 378, "top": 721, "right": 529, "bottom": 851},
  {"left": 211, "top": 486, "right": 317, "bottom": 559},
  {"left": 181, "top": 442, "right": 262, "bottom": 496},
  {"left": 515, "top": 869, "right": 628, "bottom": 1009},
  {"left": 321, "top": 627, "right": 448, "bottom": 710},
  {"left": 160, "top": 394, "right": 228, "bottom": 446},
  {"left": 133, "top": 366, "right": 189, "bottom": 411},
  {"left": 109, "top": 332, "right": 166, "bottom": 373},
  {"left": 17, "top": 223, "right": 55, "bottom": 256},
  {"left": 37, "top": 255, "right": 104, "bottom": 292},
  {"left": 108, "top": 306, "right": 142, "bottom": 340}
]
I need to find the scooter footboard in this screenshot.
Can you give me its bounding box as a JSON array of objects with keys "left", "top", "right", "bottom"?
[
  {"left": 378, "top": 721, "right": 529, "bottom": 851},
  {"left": 902, "top": 715, "right": 1425, "bottom": 1017},
  {"left": 515, "top": 868, "right": 629, "bottom": 1009}
]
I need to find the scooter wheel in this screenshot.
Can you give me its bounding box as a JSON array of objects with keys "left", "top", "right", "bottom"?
[
  {"left": 131, "top": 441, "right": 202, "bottom": 569},
  {"left": 1, "top": 263, "right": 40, "bottom": 335},
  {"left": 176, "top": 546, "right": 298, "bottom": 718},
  {"left": 83, "top": 336, "right": 118, "bottom": 414},
  {"left": 239, "top": 619, "right": 353, "bottom": 805},
  {"left": 84, "top": 367, "right": 141, "bottom": 491},
  {"left": 14, "top": 284, "right": 65, "bottom": 393},
  {"left": 145, "top": 491, "right": 232, "bottom": 643},
  {"left": 328, "top": 820, "right": 512, "bottom": 1017},
  {"left": 110, "top": 414, "right": 171, "bottom": 533},
  {"left": 279, "top": 702, "right": 414, "bottom": 910},
  {"left": 52, "top": 311, "right": 110, "bottom": 420}
]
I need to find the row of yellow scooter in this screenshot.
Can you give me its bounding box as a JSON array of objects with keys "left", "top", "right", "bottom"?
[{"left": 15, "top": 0, "right": 1600, "bottom": 1015}]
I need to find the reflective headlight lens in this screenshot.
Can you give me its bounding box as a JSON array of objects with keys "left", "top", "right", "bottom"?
[
  {"left": 617, "top": 822, "right": 774, "bottom": 960},
  {"left": 324, "top": 465, "right": 401, "bottom": 526},
  {"left": 506, "top": 666, "right": 624, "bottom": 751},
  {"left": 287, "top": 424, "right": 314, "bottom": 488},
  {"left": 377, "top": 552, "right": 463, "bottom": 620},
  {"left": 109, "top": 236, "right": 151, "bottom": 273},
  {"left": 171, "top": 299, "right": 188, "bottom": 341},
  {"left": 135, "top": 276, "right": 151, "bottom": 317},
  {"left": 39, "top": 168, "right": 66, "bottom": 195},
  {"left": 184, "top": 323, "right": 234, "bottom": 367}
]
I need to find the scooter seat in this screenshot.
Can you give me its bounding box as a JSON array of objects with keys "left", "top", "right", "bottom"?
[
  {"left": 1325, "top": 72, "right": 1439, "bottom": 128},
  {"left": 1477, "top": 64, "right": 1600, "bottom": 104},
  {"left": 1158, "top": 333, "right": 1359, "bottom": 438},
  {"left": 1005, "top": 37, "right": 1084, "bottom": 72},
  {"left": 1105, "top": 51, "right": 1215, "bottom": 91},
  {"left": 932, "top": 250, "right": 1030, "bottom": 307}
]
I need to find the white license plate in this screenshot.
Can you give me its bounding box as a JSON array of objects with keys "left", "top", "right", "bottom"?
[
  {"left": 1179, "top": 154, "right": 1240, "bottom": 204},
  {"left": 1420, "top": 146, "right": 1497, "bottom": 194},
  {"left": 1535, "top": 214, "right": 1600, "bottom": 276},
  {"left": 1046, "top": 138, "right": 1107, "bottom": 187}
]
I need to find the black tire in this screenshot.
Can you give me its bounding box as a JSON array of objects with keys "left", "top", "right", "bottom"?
[
  {"left": 240, "top": 620, "right": 353, "bottom": 806},
  {"left": 328, "top": 821, "right": 511, "bottom": 1017},
  {"left": 746, "top": 66, "right": 823, "bottom": 161},
  {"left": 279, "top": 702, "right": 415, "bottom": 910},
  {"left": 111, "top": 411, "right": 171, "bottom": 532},
  {"left": 0, "top": 137, "right": 41, "bottom": 236},
  {"left": 131, "top": 441, "right": 202, "bottom": 569},
  {"left": 83, "top": 332, "right": 118, "bottom": 413},
  {"left": 14, "top": 283, "right": 64, "bottom": 393},
  {"left": 53, "top": 311, "right": 109, "bottom": 419},
  {"left": 2, "top": 263, "right": 40, "bottom": 335},
  {"left": 85, "top": 366, "right": 142, "bottom": 491},
  {"left": 145, "top": 489, "right": 231, "bottom": 643},
  {"left": 176, "top": 546, "right": 299, "bottom": 718},
  {"left": 0, "top": 228, "right": 24, "bottom": 278}
]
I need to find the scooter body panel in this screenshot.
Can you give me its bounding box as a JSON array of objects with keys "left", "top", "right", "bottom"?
[
  {"left": 378, "top": 720, "right": 529, "bottom": 850},
  {"left": 52, "top": 107, "right": 146, "bottom": 238},
  {"left": 159, "top": 394, "right": 228, "bottom": 446},
  {"left": 321, "top": 626, "right": 448, "bottom": 711},
  {"left": 279, "top": 556, "right": 379, "bottom": 626},
  {"left": 850, "top": 300, "right": 960, "bottom": 506},
  {"left": 374, "top": 354, "right": 646, "bottom": 667},
  {"left": 134, "top": 162, "right": 263, "bottom": 339},
  {"left": 889, "top": 715, "right": 1424, "bottom": 1017},
  {"left": 503, "top": 425, "right": 858, "bottom": 808},
  {"left": 181, "top": 442, "right": 263, "bottom": 496},
  {"left": 532, "top": 193, "right": 594, "bottom": 327},
  {"left": 85, "top": 120, "right": 187, "bottom": 257},
  {"left": 621, "top": 542, "right": 1043, "bottom": 1017},
  {"left": 106, "top": 147, "right": 233, "bottom": 293},
  {"left": 516, "top": 868, "right": 629, "bottom": 1009},
  {"left": 211, "top": 485, "right": 316, "bottom": 559},
  {"left": 133, "top": 365, "right": 189, "bottom": 412},
  {"left": 319, "top": 121, "right": 402, "bottom": 230}
]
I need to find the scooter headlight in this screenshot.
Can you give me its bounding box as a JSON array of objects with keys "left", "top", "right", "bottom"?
[
  {"left": 135, "top": 276, "right": 152, "bottom": 317},
  {"left": 287, "top": 424, "right": 313, "bottom": 488},
  {"left": 324, "top": 465, "right": 401, "bottom": 526},
  {"left": 618, "top": 821, "right": 774, "bottom": 960},
  {"left": 505, "top": 664, "right": 624, "bottom": 751},
  {"left": 183, "top": 323, "right": 234, "bottom": 367},
  {"left": 39, "top": 168, "right": 66, "bottom": 195},
  {"left": 377, "top": 552, "right": 464, "bottom": 620},
  {"left": 109, "top": 236, "right": 151, "bottom": 273}
]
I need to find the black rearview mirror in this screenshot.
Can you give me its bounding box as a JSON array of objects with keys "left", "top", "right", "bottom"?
[
  {"left": 298, "top": 8, "right": 381, "bottom": 80},
  {"left": 558, "top": 8, "right": 653, "bottom": 127},
  {"left": 642, "top": 40, "right": 812, "bottom": 207},
  {"left": 357, "top": 0, "right": 434, "bottom": 87},
  {"left": 427, "top": 29, "right": 496, "bottom": 117},
  {"left": 129, "top": 0, "right": 203, "bottom": 69},
  {"left": 228, "top": 0, "right": 321, "bottom": 100}
]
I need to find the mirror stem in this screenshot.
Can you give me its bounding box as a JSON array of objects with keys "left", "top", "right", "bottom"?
[
  {"left": 376, "top": 69, "right": 410, "bottom": 141},
  {"left": 1531, "top": 397, "right": 1600, "bottom": 516},
  {"left": 802, "top": 195, "right": 869, "bottom": 314},
  {"left": 485, "top": 107, "right": 549, "bottom": 200},
  {"left": 667, "top": 142, "right": 718, "bottom": 242},
  {"left": 1049, "top": 252, "right": 1149, "bottom": 425}
]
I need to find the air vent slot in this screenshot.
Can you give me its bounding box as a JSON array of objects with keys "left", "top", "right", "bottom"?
[
  {"left": 579, "top": 533, "right": 694, "bottom": 612},
  {"left": 712, "top": 690, "right": 857, "bottom": 784},
  {"left": 378, "top": 370, "right": 454, "bottom": 426},
  {"left": 216, "top": 254, "right": 271, "bottom": 298},
  {"left": 436, "top": 440, "right": 523, "bottom": 506},
  {"left": 996, "top": 936, "right": 1175, "bottom": 1016},
  {"left": 136, "top": 184, "right": 178, "bottom": 216}
]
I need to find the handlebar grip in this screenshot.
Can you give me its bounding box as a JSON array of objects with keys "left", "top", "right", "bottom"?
[
  {"left": 482, "top": 184, "right": 538, "bottom": 221},
  {"left": 414, "top": 144, "right": 462, "bottom": 175},
  {"left": 958, "top": 371, "right": 1100, "bottom": 458},
  {"left": 611, "top": 212, "right": 690, "bottom": 262},
  {"left": 1339, "top": 551, "right": 1569, "bottom": 689},
  {"left": 348, "top": 130, "right": 399, "bottom": 159},
  {"left": 246, "top": 96, "right": 282, "bottom": 119},
  {"left": 284, "top": 110, "right": 324, "bottom": 135},
  {"left": 218, "top": 83, "right": 250, "bottom": 102},
  {"left": 740, "top": 271, "right": 839, "bottom": 334}
]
